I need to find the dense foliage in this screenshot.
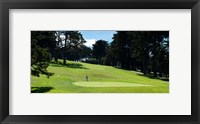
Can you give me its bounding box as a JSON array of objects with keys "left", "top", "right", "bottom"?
[
  {"left": 31, "top": 31, "right": 169, "bottom": 79},
  {"left": 31, "top": 31, "right": 55, "bottom": 78},
  {"left": 105, "top": 31, "right": 169, "bottom": 78}
]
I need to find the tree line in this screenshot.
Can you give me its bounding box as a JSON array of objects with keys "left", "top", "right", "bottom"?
[{"left": 31, "top": 31, "right": 169, "bottom": 79}]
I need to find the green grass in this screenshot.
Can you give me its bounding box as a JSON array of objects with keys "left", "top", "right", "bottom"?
[{"left": 31, "top": 60, "right": 169, "bottom": 93}]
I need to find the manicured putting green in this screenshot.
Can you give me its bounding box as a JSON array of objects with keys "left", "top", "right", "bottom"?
[{"left": 73, "top": 81, "right": 151, "bottom": 87}]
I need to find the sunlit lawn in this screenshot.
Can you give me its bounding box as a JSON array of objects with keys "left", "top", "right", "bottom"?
[{"left": 31, "top": 60, "right": 169, "bottom": 93}]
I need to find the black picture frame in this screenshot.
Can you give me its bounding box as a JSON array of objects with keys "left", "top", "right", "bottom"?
[{"left": 0, "top": 0, "right": 199, "bottom": 123}]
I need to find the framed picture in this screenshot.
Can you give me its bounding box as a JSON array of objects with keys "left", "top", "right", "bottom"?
[{"left": 0, "top": 0, "right": 199, "bottom": 123}]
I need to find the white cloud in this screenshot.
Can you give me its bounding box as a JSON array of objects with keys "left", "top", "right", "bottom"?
[{"left": 84, "top": 39, "right": 96, "bottom": 48}]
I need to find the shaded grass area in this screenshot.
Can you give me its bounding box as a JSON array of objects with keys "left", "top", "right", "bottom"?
[
  {"left": 136, "top": 73, "right": 169, "bottom": 81},
  {"left": 31, "top": 87, "right": 54, "bottom": 93},
  {"left": 51, "top": 61, "right": 88, "bottom": 69},
  {"left": 31, "top": 60, "right": 169, "bottom": 93}
]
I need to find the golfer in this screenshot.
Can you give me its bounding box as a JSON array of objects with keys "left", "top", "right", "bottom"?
[{"left": 86, "top": 76, "right": 88, "bottom": 81}]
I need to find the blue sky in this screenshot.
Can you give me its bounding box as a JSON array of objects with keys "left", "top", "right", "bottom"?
[{"left": 80, "top": 31, "right": 116, "bottom": 47}]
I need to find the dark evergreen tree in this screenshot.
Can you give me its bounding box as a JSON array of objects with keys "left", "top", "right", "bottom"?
[
  {"left": 105, "top": 31, "right": 169, "bottom": 78},
  {"left": 61, "top": 31, "right": 86, "bottom": 65},
  {"left": 92, "top": 40, "right": 109, "bottom": 64},
  {"left": 31, "top": 31, "right": 55, "bottom": 78}
]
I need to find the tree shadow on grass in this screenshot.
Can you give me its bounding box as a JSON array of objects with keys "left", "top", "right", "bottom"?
[
  {"left": 50, "top": 62, "right": 88, "bottom": 69},
  {"left": 31, "top": 87, "right": 54, "bottom": 93},
  {"left": 136, "top": 73, "right": 169, "bottom": 82}
]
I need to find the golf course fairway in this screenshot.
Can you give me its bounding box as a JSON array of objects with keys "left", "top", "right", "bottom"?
[{"left": 31, "top": 60, "right": 169, "bottom": 93}]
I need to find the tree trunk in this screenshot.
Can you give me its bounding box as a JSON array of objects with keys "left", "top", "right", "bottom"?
[
  {"left": 153, "top": 67, "right": 157, "bottom": 77},
  {"left": 159, "top": 67, "right": 162, "bottom": 77},
  {"left": 55, "top": 58, "right": 58, "bottom": 63},
  {"left": 63, "top": 37, "right": 67, "bottom": 65},
  {"left": 142, "top": 60, "right": 147, "bottom": 75}
]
